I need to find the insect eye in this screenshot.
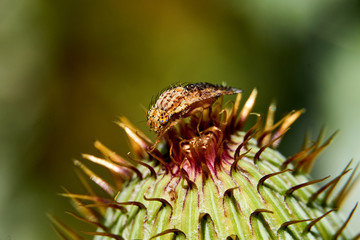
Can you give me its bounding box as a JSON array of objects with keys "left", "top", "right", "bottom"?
[{"left": 158, "top": 114, "right": 169, "bottom": 124}]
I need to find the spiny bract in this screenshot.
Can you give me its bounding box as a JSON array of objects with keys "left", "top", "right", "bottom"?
[{"left": 51, "top": 86, "right": 359, "bottom": 240}]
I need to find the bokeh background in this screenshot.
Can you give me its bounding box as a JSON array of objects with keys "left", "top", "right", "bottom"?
[{"left": 1, "top": 0, "right": 360, "bottom": 239}]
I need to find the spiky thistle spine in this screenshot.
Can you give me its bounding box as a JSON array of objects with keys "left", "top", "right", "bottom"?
[{"left": 51, "top": 88, "right": 359, "bottom": 240}]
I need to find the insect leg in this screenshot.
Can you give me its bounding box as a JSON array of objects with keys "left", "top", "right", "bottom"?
[
  {"left": 149, "top": 121, "right": 178, "bottom": 151},
  {"left": 196, "top": 107, "right": 204, "bottom": 135}
]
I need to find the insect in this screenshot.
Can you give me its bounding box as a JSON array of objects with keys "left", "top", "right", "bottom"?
[{"left": 147, "top": 82, "right": 242, "bottom": 135}]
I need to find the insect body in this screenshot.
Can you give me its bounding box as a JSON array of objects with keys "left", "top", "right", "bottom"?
[{"left": 147, "top": 82, "right": 242, "bottom": 134}]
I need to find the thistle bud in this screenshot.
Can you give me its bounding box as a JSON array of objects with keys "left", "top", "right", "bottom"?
[{"left": 52, "top": 85, "right": 359, "bottom": 240}]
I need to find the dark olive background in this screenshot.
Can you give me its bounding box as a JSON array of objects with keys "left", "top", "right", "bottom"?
[{"left": 0, "top": 1, "right": 359, "bottom": 239}]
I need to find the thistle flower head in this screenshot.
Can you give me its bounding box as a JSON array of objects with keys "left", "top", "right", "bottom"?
[{"left": 51, "top": 84, "right": 359, "bottom": 240}]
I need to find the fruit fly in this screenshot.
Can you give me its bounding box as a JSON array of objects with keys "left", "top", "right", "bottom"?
[{"left": 147, "top": 82, "right": 242, "bottom": 135}]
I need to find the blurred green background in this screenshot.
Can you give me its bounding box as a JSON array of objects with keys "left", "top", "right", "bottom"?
[{"left": 1, "top": 0, "right": 359, "bottom": 239}]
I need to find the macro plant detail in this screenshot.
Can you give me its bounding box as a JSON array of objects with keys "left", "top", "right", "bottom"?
[{"left": 51, "top": 83, "right": 359, "bottom": 240}]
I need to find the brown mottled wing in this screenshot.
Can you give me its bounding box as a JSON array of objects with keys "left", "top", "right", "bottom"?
[{"left": 182, "top": 82, "right": 242, "bottom": 106}]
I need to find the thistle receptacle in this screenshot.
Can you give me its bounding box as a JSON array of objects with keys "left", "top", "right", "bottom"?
[{"left": 51, "top": 86, "right": 359, "bottom": 240}]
